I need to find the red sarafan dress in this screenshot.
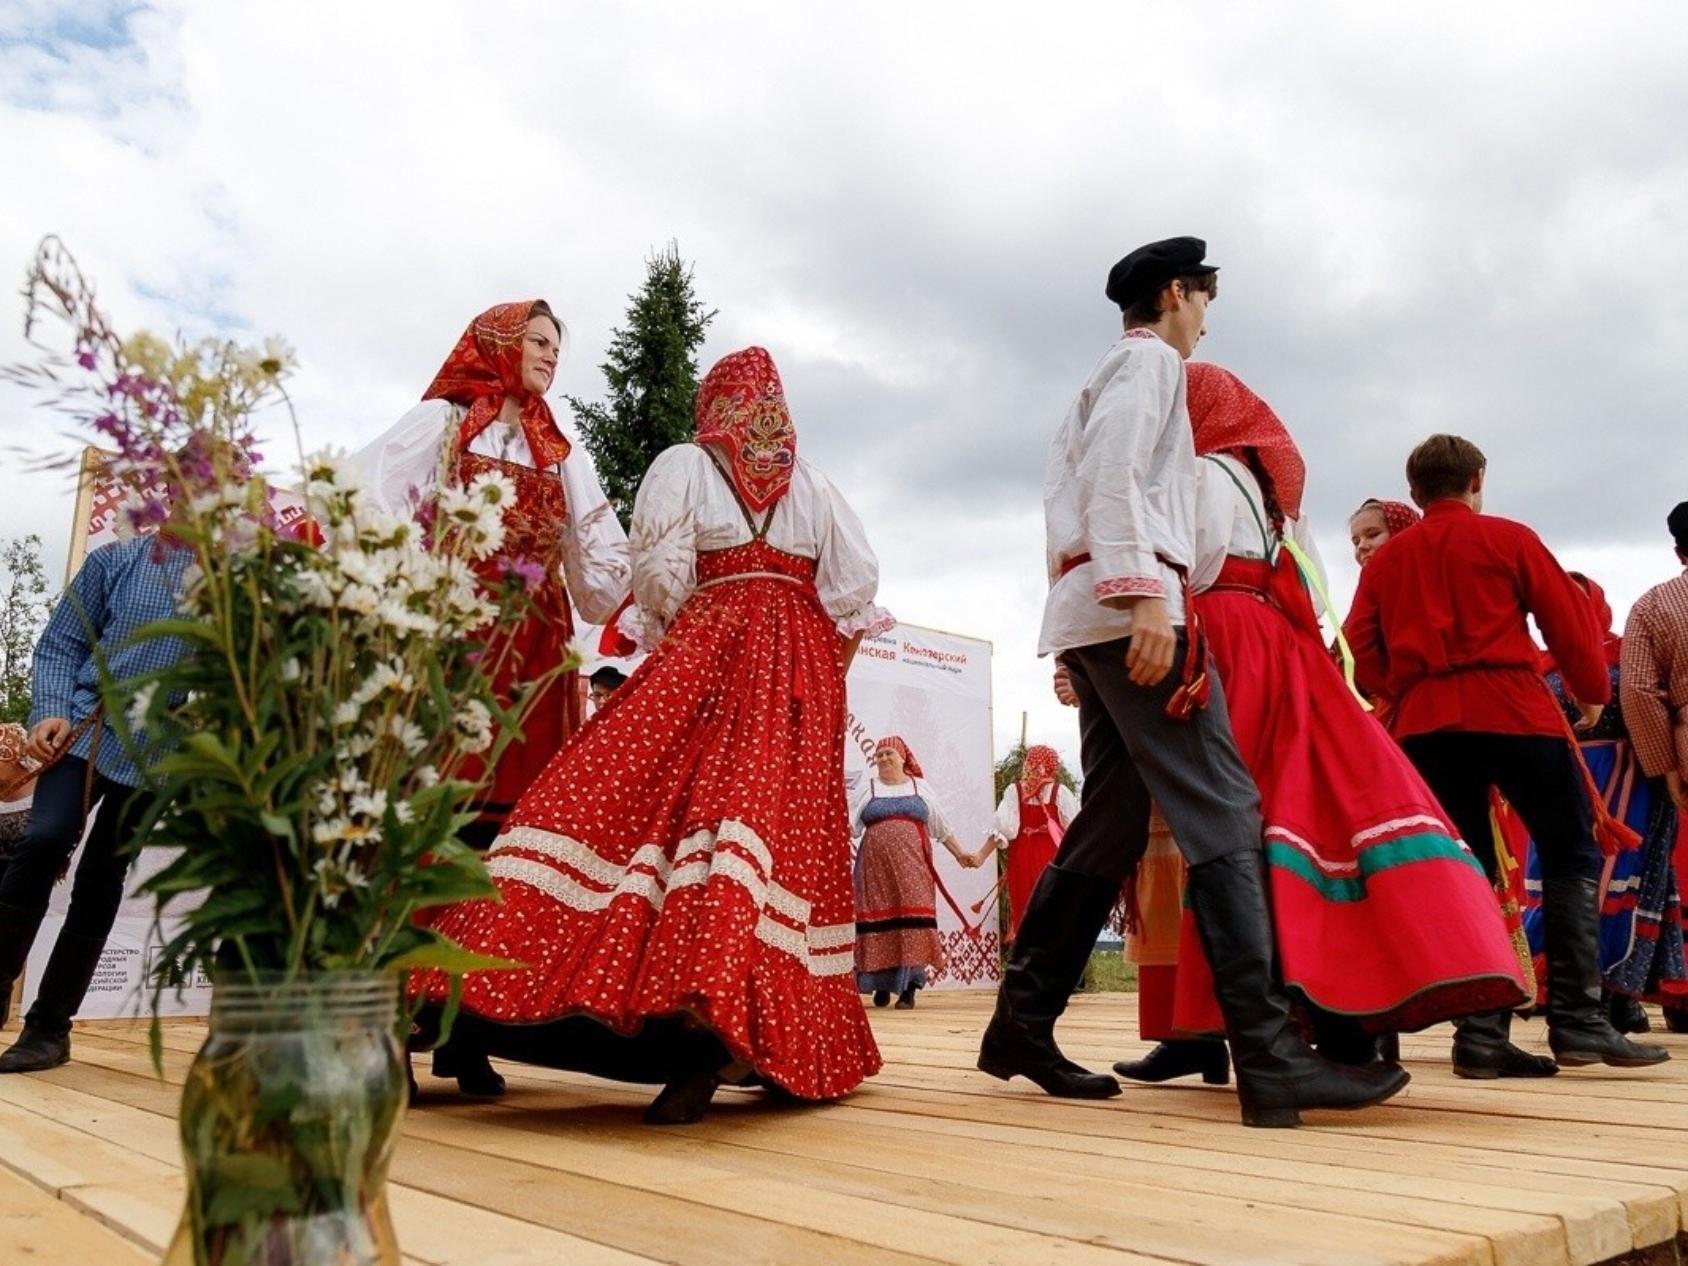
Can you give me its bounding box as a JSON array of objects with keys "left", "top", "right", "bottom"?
[
  {"left": 355, "top": 301, "right": 631, "bottom": 836},
  {"left": 1163, "top": 365, "right": 1526, "bottom": 1035},
  {"left": 986, "top": 748, "right": 1079, "bottom": 938},
  {"left": 416, "top": 347, "right": 895, "bottom": 1100}
]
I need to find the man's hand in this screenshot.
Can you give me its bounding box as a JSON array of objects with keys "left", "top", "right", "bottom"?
[
  {"left": 1124, "top": 597, "right": 1177, "bottom": 687},
  {"left": 1573, "top": 701, "right": 1605, "bottom": 733},
  {"left": 27, "top": 718, "right": 71, "bottom": 764},
  {"left": 1052, "top": 662, "right": 1079, "bottom": 708},
  {"left": 1667, "top": 771, "right": 1688, "bottom": 814}
]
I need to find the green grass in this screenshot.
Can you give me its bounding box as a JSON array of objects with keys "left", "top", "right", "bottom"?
[{"left": 1082, "top": 947, "right": 1138, "bottom": 993}]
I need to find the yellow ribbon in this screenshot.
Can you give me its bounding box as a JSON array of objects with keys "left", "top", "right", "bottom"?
[{"left": 1279, "top": 536, "right": 1371, "bottom": 711}]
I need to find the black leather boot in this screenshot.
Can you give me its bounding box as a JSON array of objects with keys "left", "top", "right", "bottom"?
[
  {"left": 432, "top": 1016, "right": 507, "bottom": 1098},
  {"left": 895, "top": 986, "right": 917, "bottom": 1010},
  {"left": 1185, "top": 850, "right": 1410, "bottom": 1128},
  {"left": 977, "top": 864, "right": 1120, "bottom": 1098},
  {"left": 1665, "top": 1005, "right": 1688, "bottom": 1034},
  {"left": 0, "top": 929, "right": 105, "bottom": 1074},
  {"left": 1113, "top": 1039, "right": 1230, "bottom": 1085},
  {"left": 1542, "top": 878, "right": 1669, "bottom": 1068},
  {"left": 1450, "top": 1009, "right": 1558, "bottom": 1078},
  {"left": 1606, "top": 992, "right": 1650, "bottom": 1034}
]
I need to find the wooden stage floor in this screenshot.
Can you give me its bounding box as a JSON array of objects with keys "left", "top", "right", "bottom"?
[{"left": 3, "top": 992, "right": 1688, "bottom": 1266}]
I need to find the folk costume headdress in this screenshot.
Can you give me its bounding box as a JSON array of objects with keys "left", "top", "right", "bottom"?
[
  {"left": 1566, "top": 573, "right": 1623, "bottom": 670},
  {"left": 874, "top": 736, "right": 924, "bottom": 779},
  {"left": 694, "top": 347, "right": 798, "bottom": 515},
  {"left": 1184, "top": 362, "right": 1305, "bottom": 522},
  {"left": 1020, "top": 745, "right": 1061, "bottom": 793},
  {"left": 1357, "top": 499, "right": 1421, "bottom": 541},
  {"left": 423, "top": 301, "right": 572, "bottom": 469}
]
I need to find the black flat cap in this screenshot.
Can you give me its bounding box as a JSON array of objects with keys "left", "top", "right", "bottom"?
[{"left": 1105, "top": 236, "right": 1218, "bottom": 310}]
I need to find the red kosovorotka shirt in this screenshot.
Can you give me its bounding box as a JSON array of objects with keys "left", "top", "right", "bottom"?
[{"left": 1343, "top": 500, "right": 1610, "bottom": 741}]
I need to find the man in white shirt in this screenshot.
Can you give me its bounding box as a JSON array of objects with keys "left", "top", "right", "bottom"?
[{"left": 977, "top": 237, "right": 1410, "bottom": 1128}]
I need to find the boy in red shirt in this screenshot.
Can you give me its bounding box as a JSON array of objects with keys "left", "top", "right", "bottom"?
[{"left": 1345, "top": 435, "right": 1668, "bottom": 1077}]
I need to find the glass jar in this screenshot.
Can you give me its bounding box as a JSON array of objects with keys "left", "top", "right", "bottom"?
[{"left": 161, "top": 971, "right": 405, "bottom": 1266}]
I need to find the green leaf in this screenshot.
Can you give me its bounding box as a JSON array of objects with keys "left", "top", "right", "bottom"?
[
  {"left": 382, "top": 941, "right": 524, "bottom": 973},
  {"left": 203, "top": 1152, "right": 304, "bottom": 1224}
]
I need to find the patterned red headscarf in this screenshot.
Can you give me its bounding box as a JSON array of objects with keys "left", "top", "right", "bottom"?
[
  {"left": 1355, "top": 498, "right": 1421, "bottom": 539},
  {"left": 1185, "top": 363, "right": 1306, "bottom": 521},
  {"left": 694, "top": 346, "right": 797, "bottom": 514},
  {"left": 423, "top": 301, "right": 572, "bottom": 470},
  {"left": 1020, "top": 745, "right": 1060, "bottom": 792},
  {"left": 874, "top": 736, "right": 924, "bottom": 779}
]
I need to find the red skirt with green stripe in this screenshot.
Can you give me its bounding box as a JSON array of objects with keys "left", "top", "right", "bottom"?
[{"left": 1170, "top": 558, "right": 1528, "bottom": 1035}]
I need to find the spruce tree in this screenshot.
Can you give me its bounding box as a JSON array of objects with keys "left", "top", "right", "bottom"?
[{"left": 569, "top": 243, "right": 716, "bottom": 528}]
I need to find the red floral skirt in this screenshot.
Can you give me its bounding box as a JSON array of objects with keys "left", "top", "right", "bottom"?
[
  {"left": 414, "top": 540, "right": 882, "bottom": 1100},
  {"left": 1168, "top": 558, "right": 1527, "bottom": 1035}
]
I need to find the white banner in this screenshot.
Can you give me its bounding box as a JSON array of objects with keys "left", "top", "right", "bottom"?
[
  {"left": 845, "top": 622, "right": 1000, "bottom": 990},
  {"left": 23, "top": 800, "right": 212, "bottom": 1020}
]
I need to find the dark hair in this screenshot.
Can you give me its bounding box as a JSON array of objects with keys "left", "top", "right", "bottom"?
[
  {"left": 1668, "top": 500, "right": 1688, "bottom": 553},
  {"left": 528, "top": 299, "right": 564, "bottom": 340},
  {"left": 1124, "top": 272, "right": 1219, "bottom": 323},
  {"left": 589, "top": 666, "right": 628, "bottom": 690},
  {"left": 1406, "top": 434, "right": 1487, "bottom": 503}
]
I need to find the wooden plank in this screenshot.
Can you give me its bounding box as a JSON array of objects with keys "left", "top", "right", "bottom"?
[
  {"left": 0, "top": 1165, "right": 152, "bottom": 1264},
  {"left": 0, "top": 1070, "right": 665, "bottom": 1266},
  {"left": 29, "top": 994, "right": 1688, "bottom": 1266}
]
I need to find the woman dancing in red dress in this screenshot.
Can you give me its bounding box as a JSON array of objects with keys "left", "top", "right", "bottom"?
[{"left": 416, "top": 346, "right": 893, "bottom": 1123}]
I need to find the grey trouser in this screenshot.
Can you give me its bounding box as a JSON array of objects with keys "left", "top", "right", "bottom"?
[{"left": 1055, "top": 634, "right": 1263, "bottom": 879}]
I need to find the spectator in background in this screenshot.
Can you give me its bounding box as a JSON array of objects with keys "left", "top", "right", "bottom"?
[
  {"left": 588, "top": 665, "right": 629, "bottom": 713},
  {"left": 1621, "top": 501, "right": 1688, "bottom": 1032},
  {"left": 0, "top": 535, "right": 192, "bottom": 1072}
]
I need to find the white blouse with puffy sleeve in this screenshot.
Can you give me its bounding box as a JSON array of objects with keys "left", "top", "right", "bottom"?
[
  {"left": 627, "top": 443, "right": 892, "bottom": 640},
  {"left": 352, "top": 400, "right": 631, "bottom": 624}
]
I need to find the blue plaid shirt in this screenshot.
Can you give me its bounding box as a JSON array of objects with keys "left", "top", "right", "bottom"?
[{"left": 29, "top": 536, "right": 193, "bottom": 788}]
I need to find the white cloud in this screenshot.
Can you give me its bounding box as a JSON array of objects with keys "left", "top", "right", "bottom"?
[{"left": 2, "top": 0, "right": 1686, "bottom": 774}]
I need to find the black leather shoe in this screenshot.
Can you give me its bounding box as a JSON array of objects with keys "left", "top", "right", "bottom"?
[
  {"left": 1113, "top": 1039, "right": 1230, "bottom": 1085},
  {"left": 433, "top": 1024, "right": 508, "bottom": 1098},
  {"left": 895, "top": 987, "right": 917, "bottom": 1010},
  {"left": 1310, "top": 1009, "right": 1386, "bottom": 1066},
  {"left": 0, "top": 928, "right": 104, "bottom": 1075},
  {"left": 644, "top": 1068, "right": 721, "bottom": 1125},
  {"left": 1186, "top": 850, "right": 1410, "bottom": 1127},
  {"left": 1451, "top": 1010, "right": 1557, "bottom": 1078},
  {"left": 1607, "top": 993, "right": 1651, "bottom": 1034},
  {"left": 1542, "top": 878, "right": 1669, "bottom": 1069},
  {"left": 0, "top": 1023, "right": 70, "bottom": 1073},
  {"left": 872, "top": 990, "right": 891, "bottom": 1008},
  {"left": 1665, "top": 1005, "right": 1688, "bottom": 1034},
  {"left": 976, "top": 864, "right": 1121, "bottom": 1099}
]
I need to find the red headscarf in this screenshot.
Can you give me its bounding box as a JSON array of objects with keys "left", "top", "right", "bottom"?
[
  {"left": 1355, "top": 498, "right": 1421, "bottom": 539},
  {"left": 875, "top": 736, "right": 924, "bottom": 779},
  {"left": 695, "top": 346, "right": 797, "bottom": 513},
  {"left": 1020, "top": 745, "right": 1060, "bottom": 792},
  {"left": 1572, "top": 573, "right": 1623, "bottom": 667},
  {"left": 1184, "top": 363, "right": 1305, "bottom": 521},
  {"left": 423, "top": 301, "right": 572, "bottom": 470}
]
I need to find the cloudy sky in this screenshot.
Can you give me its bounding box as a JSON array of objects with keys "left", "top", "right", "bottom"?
[{"left": 2, "top": 1, "right": 1685, "bottom": 772}]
